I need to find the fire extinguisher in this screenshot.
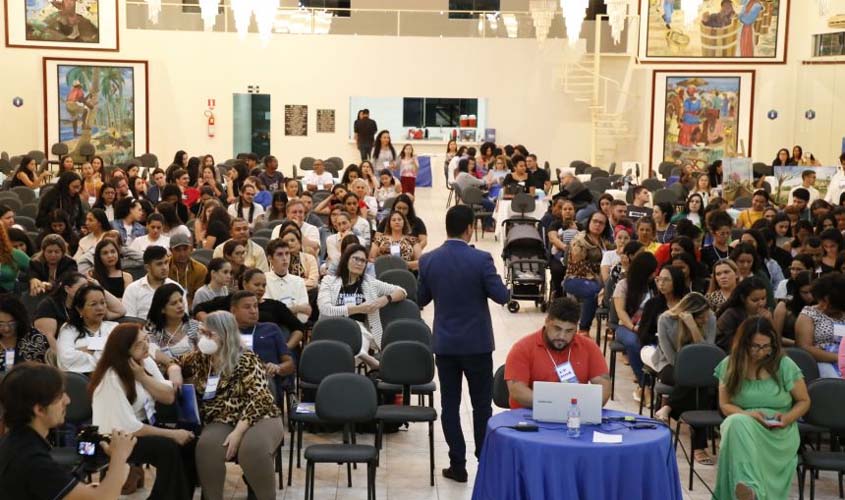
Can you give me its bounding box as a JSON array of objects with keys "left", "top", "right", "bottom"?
[{"left": 205, "top": 110, "right": 216, "bottom": 138}]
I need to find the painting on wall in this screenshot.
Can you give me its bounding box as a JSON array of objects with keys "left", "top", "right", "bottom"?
[
  {"left": 43, "top": 57, "right": 148, "bottom": 165},
  {"left": 285, "top": 104, "right": 308, "bottom": 136},
  {"left": 316, "top": 109, "right": 335, "bottom": 133},
  {"left": 649, "top": 70, "right": 755, "bottom": 177},
  {"left": 721, "top": 157, "right": 753, "bottom": 202},
  {"left": 5, "top": 0, "right": 119, "bottom": 50},
  {"left": 772, "top": 166, "right": 837, "bottom": 205},
  {"left": 637, "top": 0, "right": 789, "bottom": 63}
]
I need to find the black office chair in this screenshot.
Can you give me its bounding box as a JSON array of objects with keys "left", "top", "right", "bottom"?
[
  {"left": 50, "top": 372, "right": 92, "bottom": 470},
  {"left": 378, "top": 300, "right": 421, "bottom": 331},
  {"left": 800, "top": 378, "right": 845, "bottom": 500},
  {"left": 378, "top": 319, "right": 436, "bottom": 406},
  {"left": 493, "top": 365, "right": 510, "bottom": 409},
  {"left": 673, "top": 344, "right": 727, "bottom": 491},
  {"left": 310, "top": 317, "right": 362, "bottom": 360},
  {"left": 378, "top": 269, "right": 418, "bottom": 303},
  {"left": 304, "top": 373, "right": 379, "bottom": 500},
  {"left": 287, "top": 340, "right": 355, "bottom": 486},
  {"left": 375, "top": 341, "right": 438, "bottom": 486},
  {"left": 374, "top": 255, "right": 407, "bottom": 277},
  {"left": 461, "top": 186, "right": 493, "bottom": 241}
]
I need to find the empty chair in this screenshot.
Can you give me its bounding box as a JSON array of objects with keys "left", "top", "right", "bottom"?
[
  {"left": 299, "top": 157, "right": 315, "bottom": 172},
  {"left": 78, "top": 143, "right": 95, "bottom": 161},
  {"left": 49, "top": 372, "right": 92, "bottom": 468},
  {"left": 652, "top": 189, "right": 679, "bottom": 205},
  {"left": 733, "top": 196, "right": 752, "bottom": 209},
  {"left": 374, "top": 254, "right": 407, "bottom": 277},
  {"left": 304, "top": 373, "right": 379, "bottom": 500},
  {"left": 379, "top": 300, "right": 421, "bottom": 331},
  {"left": 460, "top": 186, "right": 493, "bottom": 241},
  {"left": 288, "top": 340, "right": 355, "bottom": 485},
  {"left": 27, "top": 150, "right": 46, "bottom": 163},
  {"left": 10, "top": 186, "right": 37, "bottom": 205},
  {"left": 375, "top": 341, "right": 438, "bottom": 485},
  {"left": 590, "top": 169, "right": 609, "bottom": 179},
  {"left": 379, "top": 319, "right": 436, "bottom": 406},
  {"left": 253, "top": 228, "right": 273, "bottom": 240},
  {"left": 493, "top": 365, "right": 510, "bottom": 409},
  {"left": 138, "top": 153, "right": 159, "bottom": 169},
  {"left": 0, "top": 196, "right": 21, "bottom": 211},
  {"left": 658, "top": 162, "right": 675, "bottom": 180},
  {"left": 641, "top": 178, "right": 666, "bottom": 192},
  {"left": 589, "top": 176, "right": 612, "bottom": 191},
  {"left": 378, "top": 269, "right": 417, "bottom": 303},
  {"left": 800, "top": 378, "right": 845, "bottom": 500},
  {"left": 251, "top": 236, "right": 269, "bottom": 251}
]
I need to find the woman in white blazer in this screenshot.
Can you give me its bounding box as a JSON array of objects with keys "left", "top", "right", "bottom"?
[
  {"left": 318, "top": 243, "right": 406, "bottom": 368},
  {"left": 56, "top": 284, "right": 118, "bottom": 374}
]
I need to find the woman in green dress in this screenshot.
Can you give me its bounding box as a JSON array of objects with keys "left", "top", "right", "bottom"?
[{"left": 714, "top": 316, "right": 810, "bottom": 500}]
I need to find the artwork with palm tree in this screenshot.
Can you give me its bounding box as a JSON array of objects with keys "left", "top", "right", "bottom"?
[
  {"left": 54, "top": 62, "right": 139, "bottom": 164},
  {"left": 5, "top": 0, "right": 118, "bottom": 50}
]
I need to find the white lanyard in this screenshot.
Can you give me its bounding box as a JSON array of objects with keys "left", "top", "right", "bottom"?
[
  {"left": 545, "top": 342, "right": 578, "bottom": 384},
  {"left": 241, "top": 325, "right": 256, "bottom": 350}
]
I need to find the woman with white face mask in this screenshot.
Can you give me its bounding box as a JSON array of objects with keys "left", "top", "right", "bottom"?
[{"left": 167, "top": 311, "right": 284, "bottom": 500}]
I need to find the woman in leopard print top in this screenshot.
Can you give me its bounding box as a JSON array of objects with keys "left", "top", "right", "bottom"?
[{"left": 168, "top": 311, "right": 283, "bottom": 500}]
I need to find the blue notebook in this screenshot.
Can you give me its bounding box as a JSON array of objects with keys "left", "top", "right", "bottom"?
[{"left": 176, "top": 384, "right": 201, "bottom": 425}]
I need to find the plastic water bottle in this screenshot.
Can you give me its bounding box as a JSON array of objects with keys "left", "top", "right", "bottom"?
[{"left": 567, "top": 398, "right": 581, "bottom": 438}]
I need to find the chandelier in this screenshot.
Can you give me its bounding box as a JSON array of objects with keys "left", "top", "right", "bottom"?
[
  {"left": 561, "top": 0, "right": 588, "bottom": 47},
  {"left": 502, "top": 14, "right": 518, "bottom": 38},
  {"left": 275, "top": 7, "right": 333, "bottom": 35},
  {"left": 253, "top": 0, "right": 276, "bottom": 42},
  {"left": 529, "top": 0, "right": 557, "bottom": 44},
  {"left": 199, "top": 0, "right": 219, "bottom": 31},
  {"left": 680, "top": 0, "right": 703, "bottom": 28},
  {"left": 230, "top": 0, "right": 252, "bottom": 38},
  {"left": 604, "top": 0, "right": 627, "bottom": 44},
  {"left": 817, "top": 0, "right": 831, "bottom": 16},
  {"left": 145, "top": 0, "right": 161, "bottom": 23}
]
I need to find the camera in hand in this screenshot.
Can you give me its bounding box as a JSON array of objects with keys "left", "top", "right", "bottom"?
[{"left": 76, "top": 425, "right": 110, "bottom": 470}]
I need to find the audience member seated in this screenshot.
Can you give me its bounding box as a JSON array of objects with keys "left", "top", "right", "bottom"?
[
  {"left": 736, "top": 190, "right": 769, "bottom": 229},
  {"left": 731, "top": 242, "right": 774, "bottom": 307},
  {"left": 612, "top": 252, "right": 658, "bottom": 392},
  {"left": 505, "top": 297, "right": 610, "bottom": 408},
  {"left": 0, "top": 295, "right": 49, "bottom": 371},
  {"left": 221, "top": 239, "right": 246, "bottom": 290},
  {"left": 212, "top": 218, "right": 269, "bottom": 272},
  {"left": 157, "top": 198, "right": 192, "bottom": 240},
  {"left": 57, "top": 283, "right": 118, "bottom": 373},
  {"left": 36, "top": 208, "right": 80, "bottom": 256},
  {"left": 705, "top": 258, "right": 739, "bottom": 312},
  {"left": 89, "top": 239, "right": 133, "bottom": 299},
  {"left": 314, "top": 185, "right": 347, "bottom": 216},
  {"left": 167, "top": 311, "right": 284, "bottom": 500},
  {"left": 369, "top": 210, "right": 421, "bottom": 271},
  {"left": 317, "top": 244, "right": 407, "bottom": 368},
  {"left": 36, "top": 171, "right": 85, "bottom": 231},
  {"left": 701, "top": 210, "right": 734, "bottom": 271},
  {"left": 74, "top": 208, "right": 110, "bottom": 261},
  {"left": 375, "top": 168, "right": 401, "bottom": 207},
  {"left": 635, "top": 266, "right": 686, "bottom": 385},
  {"left": 641, "top": 292, "right": 716, "bottom": 464},
  {"left": 89, "top": 324, "right": 196, "bottom": 499},
  {"left": 303, "top": 159, "right": 334, "bottom": 192},
  {"left": 740, "top": 229, "right": 784, "bottom": 287},
  {"left": 193, "top": 258, "right": 231, "bottom": 309},
  {"left": 275, "top": 225, "right": 318, "bottom": 292},
  {"left": 263, "top": 239, "right": 312, "bottom": 323},
  {"left": 502, "top": 155, "right": 532, "bottom": 196},
  {"left": 350, "top": 178, "right": 378, "bottom": 221},
  {"left": 653, "top": 201, "right": 676, "bottom": 244},
  {"left": 123, "top": 246, "right": 188, "bottom": 319},
  {"left": 238, "top": 269, "right": 304, "bottom": 349},
  {"left": 377, "top": 194, "right": 428, "bottom": 250},
  {"left": 0, "top": 363, "right": 138, "bottom": 499},
  {"left": 340, "top": 193, "right": 370, "bottom": 247},
  {"left": 716, "top": 277, "right": 770, "bottom": 351},
  {"left": 93, "top": 182, "right": 118, "bottom": 221},
  {"left": 270, "top": 199, "right": 320, "bottom": 256},
  {"left": 773, "top": 271, "right": 813, "bottom": 346},
  {"left": 112, "top": 197, "right": 147, "bottom": 246},
  {"left": 626, "top": 186, "right": 653, "bottom": 221},
  {"left": 713, "top": 316, "right": 809, "bottom": 500},
  {"left": 168, "top": 234, "right": 208, "bottom": 306},
  {"left": 147, "top": 283, "right": 201, "bottom": 361},
  {"left": 795, "top": 272, "right": 845, "bottom": 378},
  {"left": 129, "top": 213, "right": 170, "bottom": 253},
  {"left": 227, "top": 183, "right": 265, "bottom": 229},
  {"left": 562, "top": 210, "right": 609, "bottom": 335},
  {"left": 325, "top": 209, "right": 357, "bottom": 268},
  {"left": 774, "top": 254, "right": 813, "bottom": 301},
  {"left": 669, "top": 251, "right": 707, "bottom": 294},
  {"left": 28, "top": 234, "right": 77, "bottom": 296}
]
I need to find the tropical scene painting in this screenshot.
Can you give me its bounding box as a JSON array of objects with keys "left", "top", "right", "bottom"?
[
  {"left": 662, "top": 75, "right": 740, "bottom": 172},
  {"left": 25, "top": 0, "right": 100, "bottom": 43},
  {"left": 639, "top": 0, "right": 787, "bottom": 62},
  {"left": 57, "top": 63, "right": 135, "bottom": 164}
]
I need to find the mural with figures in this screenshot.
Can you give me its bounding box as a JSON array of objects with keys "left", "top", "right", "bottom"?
[
  {"left": 25, "top": 0, "right": 100, "bottom": 42},
  {"left": 57, "top": 63, "right": 135, "bottom": 163},
  {"left": 638, "top": 0, "right": 789, "bottom": 63}
]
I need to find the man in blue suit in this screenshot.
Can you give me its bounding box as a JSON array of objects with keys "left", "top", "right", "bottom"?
[{"left": 418, "top": 205, "right": 510, "bottom": 482}]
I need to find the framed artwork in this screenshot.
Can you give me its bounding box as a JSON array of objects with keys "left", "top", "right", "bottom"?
[
  {"left": 285, "top": 104, "right": 307, "bottom": 136},
  {"left": 772, "top": 166, "right": 837, "bottom": 205},
  {"left": 43, "top": 57, "right": 148, "bottom": 165},
  {"left": 5, "top": 0, "right": 119, "bottom": 51},
  {"left": 721, "top": 157, "right": 753, "bottom": 202},
  {"left": 649, "top": 70, "right": 755, "bottom": 177},
  {"left": 637, "top": 0, "right": 789, "bottom": 63},
  {"left": 316, "top": 109, "right": 335, "bottom": 133}
]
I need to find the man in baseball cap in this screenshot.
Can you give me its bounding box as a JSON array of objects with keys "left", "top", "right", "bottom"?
[{"left": 168, "top": 233, "right": 207, "bottom": 306}]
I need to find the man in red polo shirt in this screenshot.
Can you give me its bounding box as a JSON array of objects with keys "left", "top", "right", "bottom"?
[{"left": 505, "top": 297, "right": 610, "bottom": 409}]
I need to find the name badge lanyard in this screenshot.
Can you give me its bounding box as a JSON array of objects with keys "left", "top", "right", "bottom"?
[
  {"left": 242, "top": 324, "right": 257, "bottom": 350},
  {"left": 545, "top": 345, "right": 578, "bottom": 384},
  {"left": 203, "top": 364, "right": 221, "bottom": 401}
]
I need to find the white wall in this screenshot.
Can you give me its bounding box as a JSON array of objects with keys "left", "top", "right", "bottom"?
[
  {"left": 3, "top": 1, "right": 845, "bottom": 176},
  {"left": 0, "top": 17, "right": 597, "bottom": 176}
]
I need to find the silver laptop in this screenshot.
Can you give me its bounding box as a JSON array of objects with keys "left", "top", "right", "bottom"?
[{"left": 532, "top": 382, "right": 603, "bottom": 425}]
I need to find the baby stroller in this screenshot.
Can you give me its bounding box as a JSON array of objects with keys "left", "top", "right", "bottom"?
[{"left": 501, "top": 215, "right": 548, "bottom": 313}]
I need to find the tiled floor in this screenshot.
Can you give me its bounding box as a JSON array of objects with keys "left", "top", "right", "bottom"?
[{"left": 130, "top": 178, "right": 838, "bottom": 499}]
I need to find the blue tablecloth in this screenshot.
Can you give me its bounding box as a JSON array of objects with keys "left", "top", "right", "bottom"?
[
  {"left": 414, "top": 156, "right": 433, "bottom": 187},
  {"left": 472, "top": 409, "right": 683, "bottom": 500}
]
